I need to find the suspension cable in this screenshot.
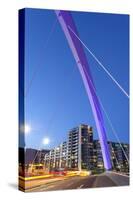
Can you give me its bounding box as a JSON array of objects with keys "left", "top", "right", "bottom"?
[
  {"left": 25, "top": 18, "right": 57, "bottom": 98},
  {"left": 83, "top": 64, "right": 129, "bottom": 164},
  {"left": 111, "top": 145, "right": 122, "bottom": 172},
  {"left": 68, "top": 25, "right": 129, "bottom": 99}
]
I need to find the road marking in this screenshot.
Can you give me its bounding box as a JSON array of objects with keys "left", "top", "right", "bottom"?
[
  {"left": 92, "top": 176, "right": 99, "bottom": 188},
  {"left": 77, "top": 184, "right": 84, "bottom": 189},
  {"left": 110, "top": 171, "right": 129, "bottom": 178}
]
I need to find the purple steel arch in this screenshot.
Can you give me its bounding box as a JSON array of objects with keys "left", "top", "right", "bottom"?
[{"left": 55, "top": 10, "right": 112, "bottom": 170}]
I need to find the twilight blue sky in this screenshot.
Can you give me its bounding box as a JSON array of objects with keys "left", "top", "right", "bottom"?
[{"left": 23, "top": 8, "right": 129, "bottom": 149}]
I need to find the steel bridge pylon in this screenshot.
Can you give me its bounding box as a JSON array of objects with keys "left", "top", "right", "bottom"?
[{"left": 55, "top": 10, "right": 112, "bottom": 170}]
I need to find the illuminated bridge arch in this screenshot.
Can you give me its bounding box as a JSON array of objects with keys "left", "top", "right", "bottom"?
[{"left": 55, "top": 10, "right": 112, "bottom": 170}]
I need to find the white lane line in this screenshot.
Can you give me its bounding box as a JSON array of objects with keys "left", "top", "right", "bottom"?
[
  {"left": 110, "top": 171, "right": 129, "bottom": 178},
  {"left": 77, "top": 184, "right": 84, "bottom": 189}
]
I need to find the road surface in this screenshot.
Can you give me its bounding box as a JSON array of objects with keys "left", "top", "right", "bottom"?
[{"left": 26, "top": 172, "right": 129, "bottom": 192}]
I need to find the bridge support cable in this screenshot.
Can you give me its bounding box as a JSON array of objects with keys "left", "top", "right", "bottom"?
[
  {"left": 30, "top": 150, "right": 40, "bottom": 172},
  {"left": 68, "top": 25, "right": 129, "bottom": 99},
  {"left": 100, "top": 102, "right": 129, "bottom": 163},
  {"left": 83, "top": 65, "right": 129, "bottom": 164},
  {"left": 111, "top": 145, "right": 122, "bottom": 172},
  {"left": 25, "top": 18, "right": 58, "bottom": 98}
]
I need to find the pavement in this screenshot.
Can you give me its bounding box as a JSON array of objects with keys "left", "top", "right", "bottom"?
[{"left": 23, "top": 172, "right": 129, "bottom": 192}]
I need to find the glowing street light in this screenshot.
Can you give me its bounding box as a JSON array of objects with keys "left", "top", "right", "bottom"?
[
  {"left": 25, "top": 124, "right": 31, "bottom": 134},
  {"left": 20, "top": 124, "right": 31, "bottom": 134},
  {"left": 42, "top": 137, "right": 50, "bottom": 145}
]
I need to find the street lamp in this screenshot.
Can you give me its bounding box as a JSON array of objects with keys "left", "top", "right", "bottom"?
[
  {"left": 20, "top": 123, "right": 31, "bottom": 134},
  {"left": 42, "top": 137, "right": 50, "bottom": 145},
  {"left": 24, "top": 124, "right": 31, "bottom": 134}
]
